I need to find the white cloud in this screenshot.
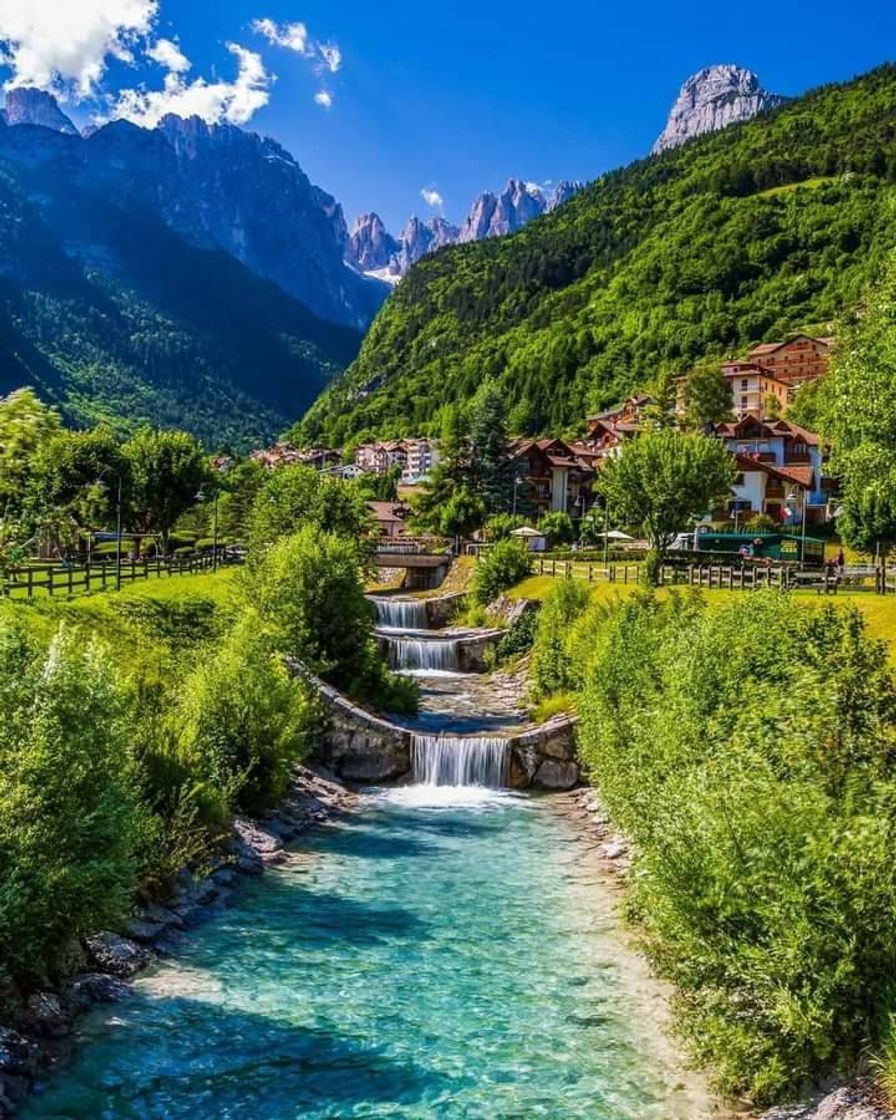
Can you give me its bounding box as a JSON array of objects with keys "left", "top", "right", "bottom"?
[
  {"left": 0, "top": 0, "right": 158, "bottom": 97},
  {"left": 146, "top": 37, "right": 189, "bottom": 74},
  {"left": 313, "top": 89, "right": 332, "bottom": 109},
  {"left": 252, "top": 17, "right": 342, "bottom": 83},
  {"left": 110, "top": 42, "right": 271, "bottom": 127},
  {"left": 318, "top": 43, "right": 341, "bottom": 73},
  {"left": 421, "top": 187, "right": 444, "bottom": 209},
  {"left": 251, "top": 17, "right": 311, "bottom": 56}
]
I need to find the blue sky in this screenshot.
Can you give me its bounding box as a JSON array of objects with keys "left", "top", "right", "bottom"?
[{"left": 2, "top": 0, "right": 895, "bottom": 233}]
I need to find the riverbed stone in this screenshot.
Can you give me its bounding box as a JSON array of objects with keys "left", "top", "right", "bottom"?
[
  {"left": 22, "top": 993, "right": 71, "bottom": 1039},
  {"left": 509, "top": 744, "right": 541, "bottom": 787},
  {"left": 84, "top": 932, "right": 152, "bottom": 978},
  {"left": 0, "top": 1029, "right": 39, "bottom": 1078},
  {"left": 532, "top": 758, "right": 580, "bottom": 791},
  {"left": 70, "top": 973, "right": 133, "bottom": 1008}
]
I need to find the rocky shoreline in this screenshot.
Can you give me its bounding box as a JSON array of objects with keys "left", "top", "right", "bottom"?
[
  {"left": 0, "top": 765, "right": 356, "bottom": 1118},
  {"left": 558, "top": 787, "right": 896, "bottom": 1120}
]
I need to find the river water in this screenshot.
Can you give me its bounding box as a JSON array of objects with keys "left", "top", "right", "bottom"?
[{"left": 22, "top": 788, "right": 714, "bottom": 1120}]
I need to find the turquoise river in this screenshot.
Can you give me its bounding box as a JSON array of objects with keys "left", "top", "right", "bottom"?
[{"left": 21, "top": 786, "right": 717, "bottom": 1119}]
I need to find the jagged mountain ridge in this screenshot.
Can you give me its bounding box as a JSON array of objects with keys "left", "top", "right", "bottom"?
[
  {"left": 653, "top": 64, "right": 787, "bottom": 153},
  {"left": 345, "top": 179, "right": 586, "bottom": 280},
  {"left": 0, "top": 89, "right": 363, "bottom": 448},
  {"left": 0, "top": 89, "right": 387, "bottom": 330}
]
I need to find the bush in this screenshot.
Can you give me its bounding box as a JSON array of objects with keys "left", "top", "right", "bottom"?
[
  {"left": 0, "top": 623, "right": 143, "bottom": 987},
  {"left": 471, "top": 539, "right": 532, "bottom": 605},
  {"left": 530, "top": 579, "right": 591, "bottom": 697},
  {"left": 247, "top": 465, "right": 372, "bottom": 561},
  {"left": 576, "top": 591, "right": 896, "bottom": 1103},
  {"left": 245, "top": 526, "right": 418, "bottom": 712},
  {"left": 173, "top": 610, "right": 318, "bottom": 817},
  {"left": 494, "top": 607, "right": 539, "bottom": 662},
  {"left": 538, "top": 510, "right": 575, "bottom": 547}
]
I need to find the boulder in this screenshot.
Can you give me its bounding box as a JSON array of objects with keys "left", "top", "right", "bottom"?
[
  {"left": 70, "top": 973, "right": 133, "bottom": 1008},
  {"left": 0, "top": 1028, "right": 39, "bottom": 1078},
  {"left": 509, "top": 744, "right": 541, "bottom": 788},
  {"left": 532, "top": 758, "right": 580, "bottom": 791},
  {"left": 83, "top": 932, "right": 152, "bottom": 978},
  {"left": 22, "top": 992, "right": 71, "bottom": 1038}
]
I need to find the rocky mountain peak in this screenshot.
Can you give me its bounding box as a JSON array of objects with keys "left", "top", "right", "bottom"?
[
  {"left": 547, "top": 180, "right": 585, "bottom": 210},
  {"left": 652, "top": 64, "right": 787, "bottom": 154},
  {"left": 345, "top": 212, "right": 399, "bottom": 273},
  {"left": 348, "top": 177, "right": 583, "bottom": 281},
  {"left": 2, "top": 88, "right": 79, "bottom": 135}
]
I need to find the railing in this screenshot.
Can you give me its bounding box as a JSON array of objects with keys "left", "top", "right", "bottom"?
[
  {"left": 533, "top": 557, "right": 872, "bottom": 594},
  {"left": 1, "top": 552, "right": 230, "bottom": 600}
]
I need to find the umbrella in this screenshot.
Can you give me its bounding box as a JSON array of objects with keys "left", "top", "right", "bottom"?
[{"left": 602, "top": 529, "right": 635, "bottom": 541}]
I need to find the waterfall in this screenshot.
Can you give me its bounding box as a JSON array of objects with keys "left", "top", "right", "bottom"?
[
  {"left": 371, "top": 597, "right": 429, "bottom": 631},
  {"left": 411, "top": 735, "right": 509, "bottom": 788},
  {"left": 389, "top": 638, "right": 460, "bottom": 672}
]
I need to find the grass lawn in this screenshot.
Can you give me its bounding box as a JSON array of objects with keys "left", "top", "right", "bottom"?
[
  {"left": 508, "top": 572, "right": 896, "bottom": 662},
  {"left": 1, "top": 568, "right": 240, "bottom": 651}
]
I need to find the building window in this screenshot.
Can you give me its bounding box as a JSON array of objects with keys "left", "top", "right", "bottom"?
[{"left": 741, "top": 379, "right": 749, "bottom": 389}]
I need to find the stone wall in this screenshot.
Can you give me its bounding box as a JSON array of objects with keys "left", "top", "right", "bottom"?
[
  {"left": 455, "top": 629, "right": 503, "bottom": 672},
  {"left": 509, "top": 717, "right": 579, "bottom": 791},
  {"left": 294, "top": 662, "right": 579, "bottom": 791},
  {"left": 424, "top": 592, "right": 466, "bottom": 628}
]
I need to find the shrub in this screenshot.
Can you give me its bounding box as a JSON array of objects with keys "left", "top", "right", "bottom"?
[
  {"left": 576, "top": 591, "right": 896, "bottom": 1103},
  {"left": 247, "top": 465, "right": 372, "bottom": 561},
  {"left": 173, "top": 610, "right": 318, "bottom": 817},
  {"left": 246, "top": 527, "right": 373, "bottom": 688},
  {"left": 0, "top": 624, "right": 143, "bottom": 987},
  {"left": 530, "top": 578, "right": 592, "bottom": 697},
  {"left": 471, "top": 539, "right": 532, "bottom": 605},
  {"left": 538, "top": 510, "right": 575, "bottom": 547},
  {"left": 494, "top": 607, "right": 538, "bottom": 662},
  {"left": 485, "top": 513, "right": 529, "bottom": 541},
  {"left": 246, "top": 526, "right": 418, "bottom": 712}
]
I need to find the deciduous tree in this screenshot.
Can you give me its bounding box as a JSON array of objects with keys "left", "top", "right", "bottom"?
[{"left": 597, "top": 430, "right": 734, "bottom": 583}]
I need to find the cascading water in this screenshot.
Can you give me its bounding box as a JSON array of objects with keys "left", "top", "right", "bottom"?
[
  {"left": 371, "top": 597, "right": 429, "bottom": 631},
  {"left": 389, "top": 638, "right": 460, "bottom": 672},
  {"left": 412, "top": 734, "right": 509, "bottom": 788}
]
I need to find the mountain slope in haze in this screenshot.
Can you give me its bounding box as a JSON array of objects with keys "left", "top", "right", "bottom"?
[
  {"left": 0, "top": 94, "right": 366, "bottom": 448},
  {"left": 298, "top": 65, "right": 896, "bottom": 446},
  {"left": 0, "top": 151, "right": 361, "bottom": 450}
]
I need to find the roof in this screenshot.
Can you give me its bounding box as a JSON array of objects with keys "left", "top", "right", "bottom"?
[
  {"left": 735, "top": 453, "right": 813, "bottom": 489},
  {"left": 717, "top": 415, "right": 821, "bottom": 446},
  {"left": 748, "top": 334, "right": 833, "bottom": 357},
  {"left": 366, "top": 501, "right": 410, "bottom": 523}
]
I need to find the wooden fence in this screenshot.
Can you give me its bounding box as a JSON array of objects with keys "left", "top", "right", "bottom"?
[
  {"left": 534, "top": 557, "right": 874, "bottom": 595},
  {"left": 1, "top": 553, "right": 225, "bottom": 600}
]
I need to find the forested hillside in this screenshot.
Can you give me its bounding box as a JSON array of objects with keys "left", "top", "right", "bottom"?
[
  {"left": 0, "top": 157, "right": 361, "bottom": 450},
  {"left": 298, "top": 65, "right": 896, "bottom": 445}
]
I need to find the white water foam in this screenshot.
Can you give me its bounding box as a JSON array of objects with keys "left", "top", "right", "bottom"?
[
  {"left": 388, "top": 638, "right": 460, "bottom": 673},
  {"left": 370, "top": 598, "right": 429, "bottom": 630},
  {"left": 411, "top": 734, "right": 509, "bottom": 788}
]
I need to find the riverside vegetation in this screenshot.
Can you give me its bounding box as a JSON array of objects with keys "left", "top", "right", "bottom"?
[
  {"left": 0, "top": 463, "right": 415, "bottom": 1016},
  {"left": 526, "top": 580, "right": 896, "bottom": 1106}
]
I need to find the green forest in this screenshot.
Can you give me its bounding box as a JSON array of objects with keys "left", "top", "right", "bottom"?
[
  {"left": 0, "top": 164, "right": 361, "bottom": 451},
  {"left": 297, "top": 64, "right": 896, "bottom": 446}
]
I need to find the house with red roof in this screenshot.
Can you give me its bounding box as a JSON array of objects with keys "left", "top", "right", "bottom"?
[
  {"left": 715, "top": 416, "right": 829, "bottom": 524},
  {"left": 509, "top": 438, "right": 595, "bottom": 517}
]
